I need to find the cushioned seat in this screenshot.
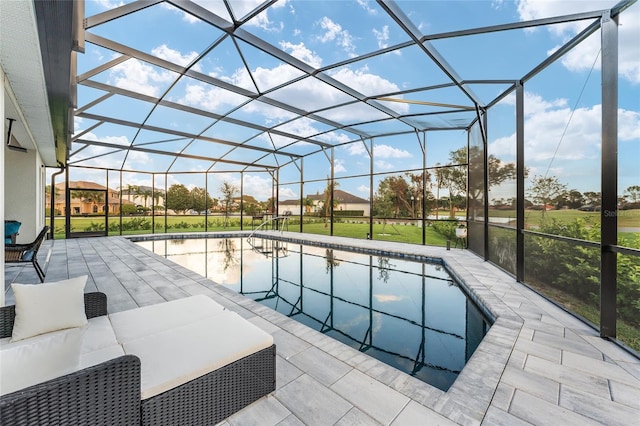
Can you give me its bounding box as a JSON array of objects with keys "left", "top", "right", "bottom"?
[
  {"left": 79, "top": 316, "right": 125, "bottom": 368},
  {"left": 109, "top": 295, "right": 227, "bottom": 343},
  {"left": 122, "top": 311, "right": 274, "bottom": 400}
]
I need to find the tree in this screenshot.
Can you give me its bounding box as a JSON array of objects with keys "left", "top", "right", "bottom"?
[
  {"left": 583, "top": 191, "right": 601, "bottom": 206},
  {"left": 302, "top": 196, "right": 315, "bottom": 213},
  {"left": 124, "top": 184, "right": 138, "bottom": 203},
  {"left": 373, "top": 175, "right": 411, "bottom": 218},
  {"left": 405, "top": 171, "right": 433, "bottom": 218},
  {"left": 153, "top": 191, "right": 163, "bottom": 209},
  {"left": 190, "top": 187, "right": 213, "bottom": 213},
  {"left": 527, "top": 176, "right": 567, "bottom": 218},
  {"left": 440, "top": 146, "right": 523, "bottom": 219},
  {"left": 265, "top": 197, "right": 276, "bottom": 214},
  {"left": 120, "top": 204, "right": 137, "bottom": 215},
  {"left": 140, "top": 188, "right": 153, "bottom": 208},
  {"left": 220, "top": 181, "right": 238, "bottom": 226},
  {"left": 239, "top": 195, "right": 259, "bottom": 215},
  {"left": 563, "top": 189, "right": 585, "bottom": 209},
  {"left": 625, "top": 185, "right": 640, "bottom": 203},
  {"left": 321, "top": 179, "right": 340, "bottom": 226},
  {"left": 166, "top": 184, "right": 191, "bottom": 214}
]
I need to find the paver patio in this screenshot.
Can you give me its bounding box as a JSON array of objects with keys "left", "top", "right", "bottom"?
[{"left": 4, "top": 232, "right": 639, "bottom": 425}]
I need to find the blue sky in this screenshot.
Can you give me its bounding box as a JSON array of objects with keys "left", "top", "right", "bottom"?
[{"left": 67, "top": 0, "right": 639, "bottom": 203}]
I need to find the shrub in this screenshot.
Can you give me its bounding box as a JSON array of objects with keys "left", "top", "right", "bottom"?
[
  {"left": 431, "top": 221, "right": 458, "bottom": 240},
  {"left": 525, "top": 218, "right": 640, "bottom": 327}
]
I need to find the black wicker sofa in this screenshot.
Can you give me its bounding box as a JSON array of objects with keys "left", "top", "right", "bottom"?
[{"left": 0, "top": 291, "right": 276, "bottom": 426}]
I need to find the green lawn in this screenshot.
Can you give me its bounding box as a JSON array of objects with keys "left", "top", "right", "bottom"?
[
  {"left": 489, "top": 208, "right": 640, "bottom": 228},
  {"left": 54, "top": 216, "right": 451, "bottom": 246},
  {"left": 302, "top": 222, "right": 450, "bottom": 246}
]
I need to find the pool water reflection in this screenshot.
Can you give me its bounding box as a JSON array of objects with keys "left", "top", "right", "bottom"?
[{"left": 137, "top": 237, "right": 490, "bottom": 391}]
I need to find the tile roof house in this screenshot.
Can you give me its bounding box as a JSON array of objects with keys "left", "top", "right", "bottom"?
[{"left": 279, "top": 190, "right": 370, "bottom": 217}]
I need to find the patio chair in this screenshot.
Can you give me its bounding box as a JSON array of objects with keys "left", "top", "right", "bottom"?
[{"left": 5, "top": 226, "right": 49, "bottom": 282}]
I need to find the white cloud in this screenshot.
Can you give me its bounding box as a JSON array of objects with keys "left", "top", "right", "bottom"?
[
  {"left": 70, "top": 131, "right": 152, "bottom": 169},
  {"left": 516, "top": 0, "right": 640, "bottom": 83},
  {"left": 374, "top": 144, "right": 412, "bottom": 159},
  {"left": 274, "top": 117, "right": 322, "bottom": 139},
  {"left": 246, "top": 10, "right": 284, "bottom": 32},
  {"left": 357, "top": 0, "right": 378, "bottom": 15},
  {"left": 178, "top": 83, "right": 247, "bottom": 112},
  {"left": 95, "top": 0, "right": 124, "bottom": 10},
  {"left": 345, "top": 143, "right": 413, "bottom": 161},
  {"left": 346, "top": 141, "right": 368, "bottom": 155},
  {"left": 328, "top": 67, "right": 409, "bottom": 114},
  {"left": 491, "top": 91, "right": 640, "bottom": 164},
  {"left": 109, "top": 57, "right": 175, "bottom": 97},
  {"left": 242, "top": 174, "right": 275, "bottom": 198},
  {"left": 279, "top": 41, "right": 323, "bottom": 68},
  {"left": 619, "top": 108, "right": 640, "bottom": 140},
  {"left": 278, "top": 186, "right": 297, "bottom": 199},
  {"left": 374, "top": 160, "right": 394, "bottom": 170},
  {"left": 357, "top": 184, "right": 370, "bottom": 194},
  {"left": 152, "top": 45, "right": 200, "bottom": 70},
  {"left": 373, "top": 25, "right": 390, "bottom": 49},
  {"left": 317, "top": 17, "right": 356, "bottom": 56},
  {"left": 107, "top": 45, "right": 204, "bottom": 97},
  {"left": 334, "top": 159, "right": 346, "bottom": 173}
]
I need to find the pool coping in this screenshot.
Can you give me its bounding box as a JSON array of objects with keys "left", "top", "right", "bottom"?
[{"left": 129, "top": 230, "right": 524, "bottom": 424}]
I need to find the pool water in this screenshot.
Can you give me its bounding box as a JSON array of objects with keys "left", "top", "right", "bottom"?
[{"left": 136, "top": 236, "right": 490, "bottom": 391}]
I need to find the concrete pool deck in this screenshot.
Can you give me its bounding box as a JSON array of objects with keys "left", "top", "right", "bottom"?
[{"left": 4, "top": 231, "right": 640, "bottom": 425}]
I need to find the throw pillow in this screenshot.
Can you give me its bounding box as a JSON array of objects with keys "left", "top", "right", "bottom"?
[{"left": 11, "top": 276, "right": 89, "bottom": 342}]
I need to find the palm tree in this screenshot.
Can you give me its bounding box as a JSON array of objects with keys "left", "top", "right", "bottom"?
[
  {"left": 140, "top": 188, "right": 152, "bottom": 208},
  {"left": 322, "top": 178, "right": 339, "bottom": 227},
  {"left": 124, "top": 184, "right": 138, "bottom": 203},
  {"left": 302, "top": 196, "right": 314, "bottom": 214}
]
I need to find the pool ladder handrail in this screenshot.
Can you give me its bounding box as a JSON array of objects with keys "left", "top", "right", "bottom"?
[{"left": 247, "top": 215, "right": 290, "bottom": 242}]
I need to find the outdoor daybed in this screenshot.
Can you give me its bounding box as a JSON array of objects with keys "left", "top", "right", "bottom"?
[{"left": 0, "top": 276, "right": 276, "bottom": 426}]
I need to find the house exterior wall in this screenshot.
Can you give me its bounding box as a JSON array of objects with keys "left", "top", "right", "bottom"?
[
  {"left": 4, "top": 128, "right": 42, "bottom": 244},
  {"left": 1, "top": 66, "right": 5, "bottom": 306},
  {"left": 279, "top": 200, "right": 370, "bottom": 216}
]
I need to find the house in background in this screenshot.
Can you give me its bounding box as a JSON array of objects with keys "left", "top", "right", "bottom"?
[
  {"left": 117, "top": 185, "right": 165, "bottom": 210},
  {"left": 47, "top": 181, "right": 134, "bottom": 215},
  {"left": 279, "top": 190, "right": 370, "bottom": 216}
]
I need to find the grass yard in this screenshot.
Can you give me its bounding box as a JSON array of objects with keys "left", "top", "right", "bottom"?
[
  {"left": 489, "top": 208, "right": 640, "bottom": 228},
  {"left": 302, "top": 221, "right": 450, "bottom": 246}
]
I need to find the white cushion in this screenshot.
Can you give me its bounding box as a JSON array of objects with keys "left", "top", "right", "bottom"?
[
  {"left": 109, "top": 295, "right": 226, "bottom": 344},
  {"left": 80, "top": 345, "right": 126, "bottom": 369},
  {"left": 81, "top": 316, "right": 119, "bottom": 354},
  {"left": 122, "top": 311, "right": 273, "bottom": 399},
  {"left": 0, "top": 327, "right": 85, "bottom": 395},
  {"left": 11, "top": 276, "right": 88, "bottom": 342}
]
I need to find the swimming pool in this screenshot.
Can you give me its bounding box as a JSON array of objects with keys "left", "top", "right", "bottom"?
[{"left": 136, "top": 236, "right": 491, "bottom": 391}]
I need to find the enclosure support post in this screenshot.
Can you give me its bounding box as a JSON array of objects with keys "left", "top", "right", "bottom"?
[
  {"left": 65, "top": 167, "right": 71, "bottom": 238},
  {"left": 151, "top": 173, "right": 155, "bottom": 234},
  {"left": 600, "top": 10, "right": 618, "bottom": 339},
  {"left": 330, "top": 147, "right": 334, "bottom": 236},
  {"left": 300, "top": 158, "right": 304, "bottom": 233},
  {"left": 239, "top": 171, "right": 243, "bottom": 231},
  {"left": 420, "top": 132, "right": 427, "bottom": 245},
  {"left": 516, "top": 82, "right": 525, "bottom": 282},
  {"left": 369, "top": 138, "right": 374, "bottom": 240}
]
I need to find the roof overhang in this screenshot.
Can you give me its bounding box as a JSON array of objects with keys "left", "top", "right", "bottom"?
[{"left": 0, "top": 0, "right": 78, "bottom": 167}]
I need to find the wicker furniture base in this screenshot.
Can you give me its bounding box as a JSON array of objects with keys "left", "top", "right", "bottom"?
[
  {"left": 141, "top": 344, "right": 276, "bottom": 426},
  {"left": 0, "top": 355, "right": 141, "bottom": 426}
]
